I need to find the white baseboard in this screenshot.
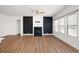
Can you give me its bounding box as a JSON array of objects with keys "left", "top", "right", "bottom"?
[
  {"left": 21, "top": 34, "right": 53, "bottom": 36},
  {"left": 22, "top": 34, "right": 34, "bottom": 36},
  {"left": 42, "top": 34, "right": 53, "bottom": 35}
]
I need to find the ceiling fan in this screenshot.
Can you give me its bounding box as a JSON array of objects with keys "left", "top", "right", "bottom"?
[{"left": 32, "top": 9, "right": 45, "bottom": 15}]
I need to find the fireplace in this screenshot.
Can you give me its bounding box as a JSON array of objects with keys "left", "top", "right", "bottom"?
[{"left": 34, "top": 27, "right": 42, "bottom": 36}]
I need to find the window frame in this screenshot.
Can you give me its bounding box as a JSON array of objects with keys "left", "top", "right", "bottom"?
[
  {"left": 54, "top": 19, "right": 59, "bottom": 32},
  {"left": 59, "top": 17, "right": 65, "bottom": 34},
  {"left": 67, "top": 11, "right": 78, "bottom": 38}
]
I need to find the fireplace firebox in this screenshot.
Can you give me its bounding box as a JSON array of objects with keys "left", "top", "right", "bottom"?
[{"left": 34, "top": 27, "right": 42, "bottom": 36}]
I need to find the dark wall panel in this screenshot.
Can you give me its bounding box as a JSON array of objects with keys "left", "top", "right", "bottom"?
[
  {"left": 43, "top": 17, "right": 53, "bottom": 34},
  {"left": 23, "top": 16, "right": 33, "bottom": 34}
]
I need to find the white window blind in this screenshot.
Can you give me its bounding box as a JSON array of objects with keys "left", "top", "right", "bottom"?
[
  {"left": 68, "top": 13, "right": 77, "bottom": 37},
  {"left": 54, "top": 20, "right": 59, "bottom": 31},
  {"left": 59, "top": 18, "right": 65, "bottom": 33}
]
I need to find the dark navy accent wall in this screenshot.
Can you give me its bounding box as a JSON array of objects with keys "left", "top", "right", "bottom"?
[
  {"left": 43, "top": 17, "right": 53, "bottom": 34},
  {"left": 23, "top": 16, "right": 33, "bottom": 34}
]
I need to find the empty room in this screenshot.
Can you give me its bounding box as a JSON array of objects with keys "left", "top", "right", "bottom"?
[{"left": 0, "top": 5, "right": 79, "bottom": 53}]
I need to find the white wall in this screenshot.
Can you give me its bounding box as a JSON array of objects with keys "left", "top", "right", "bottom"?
[
  {"left": 0, "top": 14, "right": 20, "bottom": 37},
  {"left": 53, "top": 5, "right": 79, "bottom": 50},
  {"left": 0, "top": 15, "right": 4, "bottom": 37},
  {"left": 20, "top": 16, "right": 23, "bottom": 36},
  {"left": 33, "top": 15, "right": 43, "bottom": 27},
  {"left": 33, "top": 15, "right": 43, "bottom": 35}
]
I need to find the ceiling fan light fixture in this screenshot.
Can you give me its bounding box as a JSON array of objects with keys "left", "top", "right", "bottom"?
[{"left": 32, "top": 9, "right": 45, "bottom": 15}]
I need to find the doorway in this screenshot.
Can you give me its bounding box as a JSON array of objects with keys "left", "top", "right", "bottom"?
[{"left": 17, "top": 20, "right": 21, "bottom": 35}]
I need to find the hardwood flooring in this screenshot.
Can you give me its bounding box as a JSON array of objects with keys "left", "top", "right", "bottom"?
[{"left": 0, "top": 35, "right": 79, "bottom": 53}]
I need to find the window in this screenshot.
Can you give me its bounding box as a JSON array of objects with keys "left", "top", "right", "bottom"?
[
  {"left": 68, "top": 13, "right": 77, "bottom": 37},
  {"left": 59, "top": 18, "right": 65, "bottom": 33},
  {"left": 54, "top": 19, "right": 59, "bottom": 31}
]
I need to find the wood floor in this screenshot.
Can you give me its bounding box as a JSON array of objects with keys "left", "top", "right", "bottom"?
[{"left": 0, "top": 35, "right": 79, "bottom": 53}]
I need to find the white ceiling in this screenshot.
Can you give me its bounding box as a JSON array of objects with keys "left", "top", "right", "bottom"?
[{"left": 0, "top": 5, "right": 64, "bottom": 16}]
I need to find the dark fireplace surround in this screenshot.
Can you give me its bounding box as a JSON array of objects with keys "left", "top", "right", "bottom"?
[{"left": 34, "top": 27, "right": 42, "bottom": 36}]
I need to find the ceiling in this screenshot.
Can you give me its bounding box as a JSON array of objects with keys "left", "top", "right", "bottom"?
[{"left": 0, "top": 5, "right": 64, "bottom": 16}]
